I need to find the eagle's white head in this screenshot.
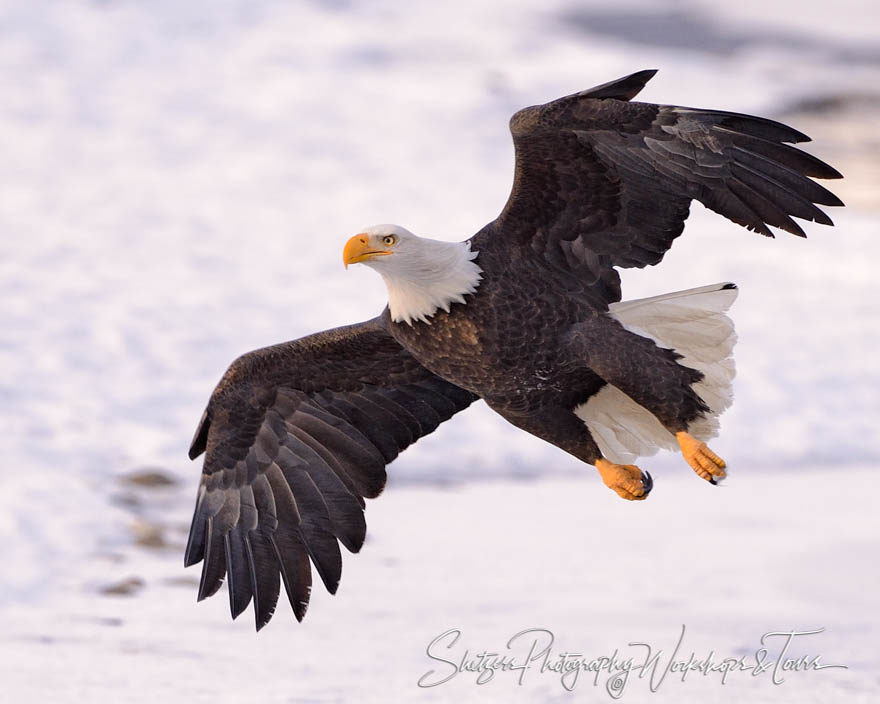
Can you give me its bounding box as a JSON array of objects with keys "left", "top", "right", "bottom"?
[{"left": 343, "top": 224, "right": 482, "bottom": 325}]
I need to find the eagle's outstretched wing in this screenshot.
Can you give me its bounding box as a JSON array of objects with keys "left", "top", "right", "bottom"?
[
  {"left": 486, "top": 69, "right": 843, "bottom": 303},
  {"left": 185, "top": 316, "right": 478, "bottom": 629}
]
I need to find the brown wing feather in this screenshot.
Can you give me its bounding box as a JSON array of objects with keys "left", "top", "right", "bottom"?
[
  {"left": 184, "top": 316, "right": 478, "bottom": 630},
  {"left": 489, "top": 70, "right": 843, "bottom": 303}
]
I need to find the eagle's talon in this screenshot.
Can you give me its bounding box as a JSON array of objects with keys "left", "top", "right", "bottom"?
[
  {"left": 596, "top": 459, "right": 652, "bottom": 501},
  {"left": 677, "top": 431, "right": 727, "bottom": 482}
]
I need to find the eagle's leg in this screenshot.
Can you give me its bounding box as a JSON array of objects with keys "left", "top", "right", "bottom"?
[
  {"left": 677, "top": 431, "right": 726, "bottom": 483},
  {"left": 486, "top": 401, "right": 652, "bottom": 501},
  {"left": 565, "top": 317, "right": 725, "bottom": 484}
]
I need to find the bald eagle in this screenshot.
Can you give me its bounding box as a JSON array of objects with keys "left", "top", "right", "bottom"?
[{"left": 185, "top": 70, "right": 842, "bottom": 629}]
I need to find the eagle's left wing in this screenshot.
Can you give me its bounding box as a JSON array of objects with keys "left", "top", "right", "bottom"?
[
  {"left": 486, "top": 69, "right": 843, "bottom": 304},
  {"left": 185, "top": 316, "right": 478, "bottom": 629}
]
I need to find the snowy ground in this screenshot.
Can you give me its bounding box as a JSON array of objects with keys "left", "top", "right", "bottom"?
[
  {"left": 1, "top": 0, "right": 878, "bottom": 701},
  {"left": 4, "top": 469, "right": 878, "bottom": 703}
]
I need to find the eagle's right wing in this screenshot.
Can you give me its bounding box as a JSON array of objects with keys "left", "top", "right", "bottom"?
[
  {"left": 185, "top": 316, "right": 478, "bottom": 630},
  {"left": 485, "top": 69, "right": 843, "bottom": 304}
]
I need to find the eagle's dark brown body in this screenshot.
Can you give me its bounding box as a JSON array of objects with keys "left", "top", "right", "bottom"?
[
  {"left": 386, "top": 224, "right": 605, "bottom": 410},
  {"left": 184, "top": 70, "right": 842, "bottom": 629},
  {"left": 386, "top": 224, "right": 706, "bottom": 466}
]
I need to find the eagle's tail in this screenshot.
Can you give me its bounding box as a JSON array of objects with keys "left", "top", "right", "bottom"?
[{"left": 576, "top": 283, "right": 738, "bottom": 465}]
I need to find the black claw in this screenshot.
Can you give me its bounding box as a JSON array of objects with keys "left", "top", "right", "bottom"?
[
  {"left": 642, "top": 470, "right": 653, "bottom": 495},
  {"left": 709, "top": 477, "right": 717, "bottom": 485}
]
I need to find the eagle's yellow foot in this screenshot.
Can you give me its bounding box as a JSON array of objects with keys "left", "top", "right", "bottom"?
[
  {"left": 595, "top": 458, "right": 653, "bottom": 501},
  {"left": 677, "top": 431, "right": 726, "bottom": 484}
]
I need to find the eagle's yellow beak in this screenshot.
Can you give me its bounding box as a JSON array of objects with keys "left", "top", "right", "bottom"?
[{"left": 343, "top": 234, "right": 392, "bottom": 269}]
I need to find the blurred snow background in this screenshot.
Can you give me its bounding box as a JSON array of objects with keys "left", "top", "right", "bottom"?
[{"left": 1, "top": 0, "right": 878, "bottom": 701}]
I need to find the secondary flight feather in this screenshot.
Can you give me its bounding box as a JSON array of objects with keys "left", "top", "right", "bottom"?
[{"left": 185, "top": 69, "right": 843, "bottom": 629}]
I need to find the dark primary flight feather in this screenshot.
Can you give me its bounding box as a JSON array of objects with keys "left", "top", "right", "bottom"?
[
  {"left": 186, "top": 70, "right": 842, "bottom": 629},
  {"left": 185, "top": 317, "right": 477, "bottom": 629},
  {"left": 493, "top": 69, "right": 842, "bottom": 304}
]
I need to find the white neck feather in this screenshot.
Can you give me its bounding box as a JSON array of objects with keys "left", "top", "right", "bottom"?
[{"left": 366, "top": 236, "right": 482, "bottom": 325}]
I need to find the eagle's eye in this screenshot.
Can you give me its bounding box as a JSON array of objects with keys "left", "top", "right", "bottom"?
[{"left": 382, "top": 235, "right": 397, "bottom": 247}]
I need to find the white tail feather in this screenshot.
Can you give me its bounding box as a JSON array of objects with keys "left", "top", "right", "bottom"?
[{"left": 575, "top": 283, "right": 738, "bottom": 464}]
